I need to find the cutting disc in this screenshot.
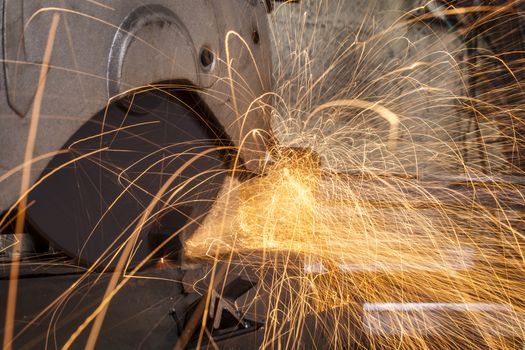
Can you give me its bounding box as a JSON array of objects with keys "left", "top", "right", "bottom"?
[{"left": 27, "top": 89, "right": 229, "bottom": 268}]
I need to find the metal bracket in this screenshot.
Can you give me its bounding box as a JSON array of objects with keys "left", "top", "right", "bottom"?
[{"left": 171, "top": 276, "right": 263, "bottom": 345}]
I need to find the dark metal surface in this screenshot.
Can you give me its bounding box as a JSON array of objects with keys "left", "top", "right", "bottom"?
[
  {"left": 0, "top": 259, "right": 267, "bottom": 349},
  {"left": 26, "top": 89, "right": 229, "bottom": 268},
  {"left": 171, "top": 275, "right": 262, "bottom": 348},
  {"left": 0, "top": 263, "right": 183, "bottom": 349}
]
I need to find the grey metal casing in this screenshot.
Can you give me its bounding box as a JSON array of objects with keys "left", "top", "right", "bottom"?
[{"left": 0, "top": 0, "right": 273, "bottom": 211}]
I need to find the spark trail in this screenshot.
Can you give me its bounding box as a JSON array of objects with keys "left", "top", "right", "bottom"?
[{"left": 186, "top": 1, "right": 525, "bottom": 348}]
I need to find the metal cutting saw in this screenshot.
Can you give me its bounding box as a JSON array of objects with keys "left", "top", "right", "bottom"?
[
  {"left": 0, "top": 1, "right": 275, "bottom": 348},
  {"left": 0, "top": 0, "right": 274, "bottom": 265}
]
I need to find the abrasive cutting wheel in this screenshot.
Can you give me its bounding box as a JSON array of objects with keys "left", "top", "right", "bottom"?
[{"left": 26, "top": 89, "right": 230, "bottom": 268}]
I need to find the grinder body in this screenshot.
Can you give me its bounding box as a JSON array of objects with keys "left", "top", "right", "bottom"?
[{"left": 0, "top": 0, "right": 273, "bottom": 267}]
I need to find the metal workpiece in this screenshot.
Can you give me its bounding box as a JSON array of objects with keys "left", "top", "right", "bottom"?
[
  {"left": 0, "top": 0, "right": 273, "bottom": 212},
  {"left": 0, "top": 262, "right": 185, "bottom": 349}
]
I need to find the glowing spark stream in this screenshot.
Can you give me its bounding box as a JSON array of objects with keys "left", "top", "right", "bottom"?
[
  {"left": 3, "top": 1, "right": 525, "bottom": 349},
  {"left": 185, "top": 1, "right": 525, "bottom": 348}
]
